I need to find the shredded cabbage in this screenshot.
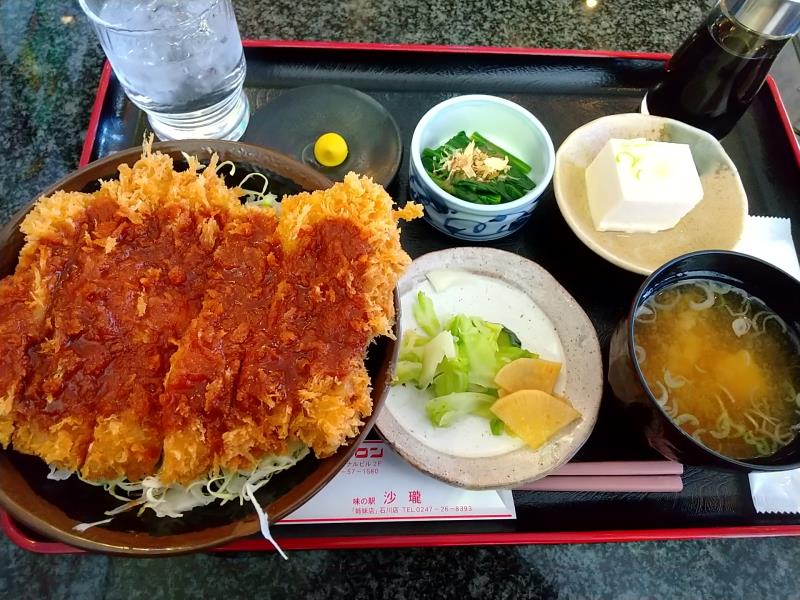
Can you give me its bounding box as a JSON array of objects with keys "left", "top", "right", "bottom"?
[
  {"left": 65, "top": 442, "right": 309, "bottom": 555},
  {"left": 107, "top": 443, "right": 308, "bottom": 517},
  {"left": 73, "top": 518, "right": 112, "bottom": 532},
  {"left": 47, "top": 466, "right": 74, "bottom": 481},
  {"left": 182, "top": 155, "right": 279, "bottom": 207},
  {"left": 239, "top": 171, "right": 278, "bottom": 208},
  {"left": 246, "top": 482, "right": 287, "bottom": 560}
]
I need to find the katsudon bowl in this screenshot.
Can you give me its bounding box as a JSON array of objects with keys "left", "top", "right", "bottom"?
[{"left": 0, "top": 141, "right": 400, "bottom": 555}]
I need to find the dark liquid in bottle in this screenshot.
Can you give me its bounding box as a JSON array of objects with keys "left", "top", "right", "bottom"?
[{"left": 646, "top": 6, "right": 786, "bottom": 138}]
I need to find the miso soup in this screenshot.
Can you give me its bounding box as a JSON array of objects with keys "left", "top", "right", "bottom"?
[{"left": 634, "top": 279, "right": 800, "bottom": 460}]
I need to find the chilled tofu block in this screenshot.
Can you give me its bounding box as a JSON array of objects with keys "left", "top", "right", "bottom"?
[{"left": 584, "top": 138, "right": 704, "bottom": 233}]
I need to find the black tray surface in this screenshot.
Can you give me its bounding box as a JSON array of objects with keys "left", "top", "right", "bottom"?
[{"left": 77, "top": 45, "right": 800, "bottom": 539}]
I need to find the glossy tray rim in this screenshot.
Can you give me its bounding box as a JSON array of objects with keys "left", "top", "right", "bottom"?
[
  {"left": 77, "top": 41, "right": 800, "bottom": 172},
  {"left": 7, "top": 39, "right": 800, "bottom": 555},
  {"left": 6, "top": 509, "right": 800, "bottom": 554}
]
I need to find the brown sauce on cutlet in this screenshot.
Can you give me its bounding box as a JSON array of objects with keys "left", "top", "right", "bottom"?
[
  {"left": 232, "top": 219, "right": 372, "bottom": 449},
  {"left": 0, "top": 165, "right": 412, "bottom": 482},
  {"left": 160, "top": 210, "right": 283, "bottom": 462},
  {"left": 17, "top": 201, "right": 220, "bottom": 464},
  {"left": 162, "top": 216, "right": 373, "bottom": 463},
  {"left": 0, "top": 200, "right": 98, "bottom": 445}
]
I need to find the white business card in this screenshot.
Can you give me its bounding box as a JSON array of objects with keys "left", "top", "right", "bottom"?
[{"left": 280, "top": 440, "right": 516, "bottom": 524}]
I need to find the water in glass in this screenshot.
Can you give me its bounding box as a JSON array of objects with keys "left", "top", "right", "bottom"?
[{"left": 82, "top": 0, "right": 249, "bottom": 140}]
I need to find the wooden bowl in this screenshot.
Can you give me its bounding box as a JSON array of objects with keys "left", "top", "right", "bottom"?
[{"left": 0, "top": 141, "right": 398, "bottom": 555}]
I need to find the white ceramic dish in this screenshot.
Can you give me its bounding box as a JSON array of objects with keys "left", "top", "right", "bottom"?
[
  {"left": 554, "top": 113, "right": 748, "bottom": 275},
  {"left": 375, "top": 248, "right": 603, "bottom": 490},
  {"left": 409, "top": 95, "right": 555, "bottom": 241}
]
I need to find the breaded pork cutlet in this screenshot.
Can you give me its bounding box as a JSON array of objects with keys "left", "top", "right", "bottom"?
[
  {"left": 0, "top": 191, "right": 93, "bottom": 449},
  {"left": 272, "top": 174, "right": 422, "bottom": 457},
  {"left": 158, "top": 175, "right": 421, "bottom": 485},
  {"left": 11, "top": 149, "right": 242, "bottom": 480},
  {"left": 0, "top": 145, "right": 421, "bottom": 512},
  {"left": 77, "top": 153, "right": 241, "bottom": 482},
  {"left": 158, "top": 206, "right": 284, "bottom": 484}
]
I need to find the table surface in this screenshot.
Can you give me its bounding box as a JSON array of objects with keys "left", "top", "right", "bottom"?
[{"left": 1, "top": 1, "right": 800, "bottom": 599}]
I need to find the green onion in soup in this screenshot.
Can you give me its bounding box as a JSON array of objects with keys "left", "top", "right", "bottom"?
[{"left": 633, "top": 279, "right": 800, "bottom": 460}]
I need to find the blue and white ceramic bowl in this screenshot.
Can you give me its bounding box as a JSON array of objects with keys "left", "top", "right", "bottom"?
[{"left": 409, "top": 95, "right": 555, "bottom": 241}]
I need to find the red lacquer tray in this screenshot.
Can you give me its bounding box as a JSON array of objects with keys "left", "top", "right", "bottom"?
[{"left": 3, "top": 40, "right": 800, "bottom": 554}]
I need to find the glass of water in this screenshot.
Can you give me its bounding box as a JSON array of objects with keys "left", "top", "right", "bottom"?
[{"left": 79, "top": 0, "right": 249, "bottom": 141}]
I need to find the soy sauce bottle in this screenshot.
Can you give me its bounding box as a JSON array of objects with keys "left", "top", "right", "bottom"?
[{"left": 645, "top": 0, "right": 800, "bottom": 139}]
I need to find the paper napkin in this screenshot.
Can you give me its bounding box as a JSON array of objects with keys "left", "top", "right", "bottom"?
[
  {"left": 734, "top": 215, "right": 800, "bottom": 280},
  {"left": 749, "top": 470, "right": 800, "bottom": 514},
  {"left": 735, "top": 215, "right": 800, "bottom": 512}
]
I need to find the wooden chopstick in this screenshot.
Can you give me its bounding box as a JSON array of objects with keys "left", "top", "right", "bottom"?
[
  {"left": 515, "top": 474, "right": 683, "bottom": 493},
  {"left": 550, "top": 460, "right": 684, "bottom": 477}
]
